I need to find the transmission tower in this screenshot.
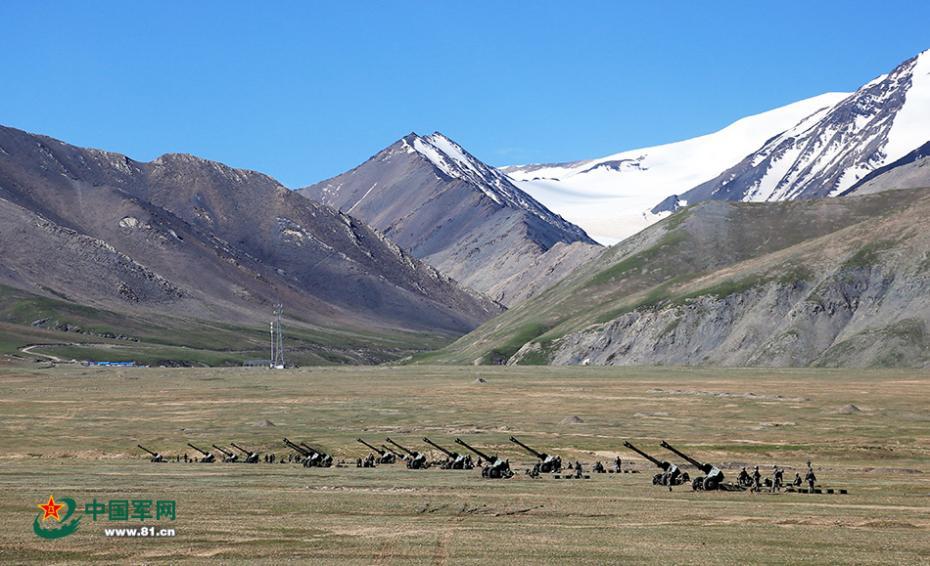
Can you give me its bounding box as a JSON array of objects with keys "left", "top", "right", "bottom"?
[{"left": 270, "top": 304, "right": 285, "bottom": 369}]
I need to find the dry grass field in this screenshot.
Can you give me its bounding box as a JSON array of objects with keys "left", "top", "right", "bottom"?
[{"left": 1, "top": 365, "right": 929, "bottom": 564}]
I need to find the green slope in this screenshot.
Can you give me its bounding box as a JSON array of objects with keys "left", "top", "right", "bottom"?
[
  {"left": 421, "top": 189, "right": 926, "bottom": 365},
  {"left": 0, "top": 284, "right": 447, "bottom": 366}
]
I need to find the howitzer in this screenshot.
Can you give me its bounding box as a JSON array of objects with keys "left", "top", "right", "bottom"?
[
  {"left": 356, "top": 438, "right": 396, "bottom": 464},
  {"left": 231, "top": 443, "right": 259, "bottom": 463},
  {"left": 423, "top": 437, "right": 472, "bottom": 470},
  {"left": 660, "top": 441, "right": 724, "bottom": 490},
  {"left": 213, "top": 444, "right": 238, "bottom": 463},
  {"left": 299, "top": 441, "right": 334, "bottom": 468},
  {"left": 187, "top": 442, "right": 215, "bottom": 463},
  {"left": 455, "top": 438, "right": 513, "bottom": 479},
  {"left": 382, "top": 445, "right": 403, "bottom": 461},
  {"left": 623, "top": 441, "right": 688, "bottom": 486},
  {"left": 386, "top": 437, "right": 429, "bottom": 469},
  {"left": 283, "top": 437, "right": 312, "bottom": 464},
  {"left": 137, "top": 444, "right": 164, "bottom": 463},
  {"left": 509, "top": 436, "right": 561, "bottom": 473}
]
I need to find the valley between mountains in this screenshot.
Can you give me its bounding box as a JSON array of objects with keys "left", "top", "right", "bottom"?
[{"left": 2, "top": 49, "right": 930, "bottom": 368}]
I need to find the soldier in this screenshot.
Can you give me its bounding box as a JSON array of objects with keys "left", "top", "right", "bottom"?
[
  {"left": 771, "top": 466, "right": 784, "bottom": 492},
  {"left": 574, "top": 461, "right": 583, "bottom": 479},
  {"left": 805, "top": 461, "right": 817, "bottom": 491},
  {"left": 613, "top": 456, "right": 622, "bottom": 473},
  {"left": 793, "top": 472, "right": 802, "bottom": 486},
  {"left": 737, "top": 466, "right": 751, "bottom": 488},
  {"left": 593, "top": 461, "right": 605, "bottom": 473},
  {"left": 183, "top": 453, "right": 188, "bottom": 463},
  {"left": 752, "top": 466, "right": 762, "bottom": 492}
]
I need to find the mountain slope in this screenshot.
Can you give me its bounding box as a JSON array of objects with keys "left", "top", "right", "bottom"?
[
  {"left": 503, "top": 93, "right": 848, "bottom": 243},
  {"left": 655, "top": 49, "right": 930, "bottom": 213},
  {"left": 0, "top": 125, "right": 502, "bottom": 362},
  {"left": 840, "top": 141, "right": 930, "bottom": 196},
  {"left": 424, "top": 188, "right": 930, "bottom": 368},
  {"left": 300, "top": 132, "right": 600, "bottom": 305}
]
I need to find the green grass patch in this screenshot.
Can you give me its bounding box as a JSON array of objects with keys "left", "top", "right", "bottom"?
[
  {"left": 481, "top": 322, "right": 550, "bottom": 365},
  {"left": 842, "top": 240, "right": 897, "bottom": 269}
]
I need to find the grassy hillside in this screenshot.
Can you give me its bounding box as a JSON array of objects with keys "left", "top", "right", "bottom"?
[
  {"left": 422, "top": 188, "right": 928, "bottom": 365},
  {"left": 0, "top": 284, "right": 448, "bottom": 366}
]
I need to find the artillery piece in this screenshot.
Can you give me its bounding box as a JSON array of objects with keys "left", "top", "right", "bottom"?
[
  {"left": 187, "top": 443, "right": 215, "bottom": 463},
  {"left": 385, "top": 438, "right": 429, "bottom": 469},
  {"left": 213, "top": 444, "right": 239, "bottom": 463},
  {"left": 283, "top": 438, "right": 333, "bottom": 468},
  {"left": 454, "top": 438, "right": 513, "bottom": 479},
  {"left": 356, "top": 438, "right": 396, "bottom": 464},
  {"left": 283, "top": 437, "right": 312, "bottom": 464},
  {"left": 423, "top": 437, "right": 473, "bottom": 469},
  {"left": 299, "top": 441, "right": 334, "bottom": 468},
  {"left": 138, "top": 444, "right": 165, "bottom": 463},
  {"left": 382, "top": 445, "right": 404, "bottom": 462},
  {"left": 231, "top": 443, "right": 260, "bottom": 464},
  {"left": 509, "top": 436, "right": 561, "bottom": 473},
  {"left": 623, "top": 441, "right": 689, "bottom": 486},
  {"left": 660, "top": 441, "right": 727, "bottom": 491}
]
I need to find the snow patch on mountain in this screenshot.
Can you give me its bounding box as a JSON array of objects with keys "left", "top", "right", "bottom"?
[
  {"left": 661, "top": 49, "right": 930, "bottom": 209},
  {"left": 503, "top": 92, "right": 848, "bottom": 244}
]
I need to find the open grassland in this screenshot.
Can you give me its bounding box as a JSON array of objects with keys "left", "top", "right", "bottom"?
[{"left": 1, "top": 365, "right": 929, "bottom": 564}]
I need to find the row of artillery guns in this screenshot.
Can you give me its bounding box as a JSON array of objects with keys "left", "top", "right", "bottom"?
[
  {"left": 137, "top": 443, "right": 261, "bottom": 464},
  {"left": 283, "top": 438, "right": 334, "bottom": 467},
  {"left": 624, "top": 441, "right": 735, "bottom": 491}
]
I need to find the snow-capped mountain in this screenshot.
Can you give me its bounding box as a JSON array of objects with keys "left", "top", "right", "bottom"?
[
  {"left": 654, "top": 49, "right": 930, "bottom": 213},
  {"left": 503, "top": 93, "right": 849, "bottom": 244},
  {"left": 300, "top": 132, "right": 600, "bottom": 306}
]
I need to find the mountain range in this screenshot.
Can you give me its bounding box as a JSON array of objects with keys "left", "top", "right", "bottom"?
[
  {"left": 2, "top": 48, "right": 929, "bottom": 368},
  {"left": 0, "top": 125, "right": 501, "bottom": 364}
]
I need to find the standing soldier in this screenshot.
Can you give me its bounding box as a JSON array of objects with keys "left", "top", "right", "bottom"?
[
  {"left": 805, "top": 461, "right": 817, "bottom": 492},
  {"left": 770, "top": 466, "right": 783, "bottom": 492},
  {"left": 613, "top": 456, "right": 622, "bottom": 473},
  {"left": 737, "top": 466, "right": 751, "bottom": 488},
  {"left": 752, "top": 466, "right": 762, "bottom": 492}
]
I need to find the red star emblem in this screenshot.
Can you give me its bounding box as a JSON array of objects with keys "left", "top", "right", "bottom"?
[{"left": 38, "top": 495, "right": 64, "bottom": 521}]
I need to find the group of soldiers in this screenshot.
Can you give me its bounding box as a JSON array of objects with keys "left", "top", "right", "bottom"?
[{"left": 737, "top": 461, "right": 817, "bottom": 492}]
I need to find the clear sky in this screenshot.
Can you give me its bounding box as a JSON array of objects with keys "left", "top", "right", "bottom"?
[{"left": 2, "top": 1, "right": 928, "bottom": 187}]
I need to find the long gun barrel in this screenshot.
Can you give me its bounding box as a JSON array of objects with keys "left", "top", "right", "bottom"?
[
  {"left": 382, "top": 445, "right": 402, "bottom": 458},
  {"left": 623, "top": 441, "right": 663, "bottom": 467},
  {"left": 660, "top": 441, "right": 706, "bottom": 470},
  {"left": 138, "top": 444, "right": 158, "bottom": 457},
  {"left": 423, "top": 437, "right": 455, "bottom": 458},
  {"left": 357, "top": 438, "right": 386, "bottom": 455},
  {"left": 385, "top": 437, "right": 416, "bottom": 457},
  {"left": 454, "top": 438, "right": 493, "bottom": 462},
  {"left": 509, "top": 436, "right": 545, "bottom": 460},
  {"left": 187, "top": 443, "right": 211, "bottom": 457},
  {"left": 283, "top": 438, "right": 311, "bottom": 456},
  {"left": 230, "top": 443, "right": 253, "bottom": 456},
  {"left": 300, "top": 442, "right": 326, "bottom": 457},
  {"left": 212, "top": 444, "right": 234, "bottom": 457}
]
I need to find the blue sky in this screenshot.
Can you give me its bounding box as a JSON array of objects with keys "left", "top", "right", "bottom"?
[{"left": 2, "top": 1, "right": 928, "bottom": 187}]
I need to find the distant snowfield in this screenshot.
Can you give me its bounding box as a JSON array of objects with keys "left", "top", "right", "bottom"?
[{"left": 502, "top": 92, "right": 850, "bottom": 244}]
